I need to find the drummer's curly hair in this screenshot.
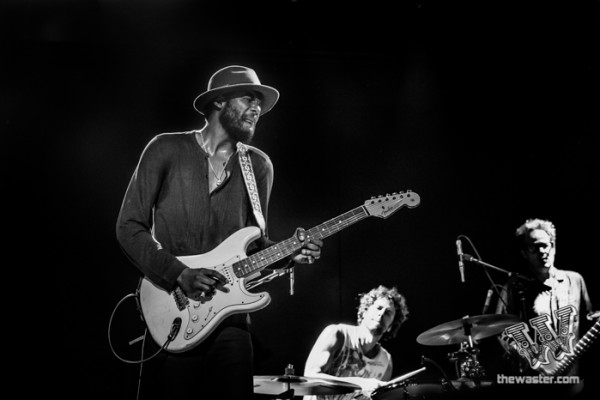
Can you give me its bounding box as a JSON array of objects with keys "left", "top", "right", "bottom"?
[{"left": 356, "top": 285, "right": 409, "bottom": 342}]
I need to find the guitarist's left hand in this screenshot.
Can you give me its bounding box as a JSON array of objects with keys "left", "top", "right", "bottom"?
[{"left": 291, "top": 227, "right": 323, "bottom": 264}]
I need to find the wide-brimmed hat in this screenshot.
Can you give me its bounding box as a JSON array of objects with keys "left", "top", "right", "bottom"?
[{"left": 193, "top": 65, "right": 280, "bottom": 116}]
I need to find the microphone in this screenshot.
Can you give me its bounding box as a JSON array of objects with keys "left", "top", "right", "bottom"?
[
  {"left": 456, "top": 239, "right": 465, "bottom": 283},
  {"left": 289, "top": 266, "right": 295, "bottom": 296},
  {"left": 482, "top": 288, "right": 494, "bottom": 314}
]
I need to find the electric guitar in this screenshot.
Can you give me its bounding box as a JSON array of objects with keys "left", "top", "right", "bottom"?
[
  {"left": 539, "top": 319, "right": 600, "bottom": 376},
  {"left": 138, "top": 190, "right": 420, "bottom": 353}
]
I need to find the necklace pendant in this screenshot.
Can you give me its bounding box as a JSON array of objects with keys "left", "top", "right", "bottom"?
[{"left": 215, "top": 179, "right": 222, "bottom": 186}]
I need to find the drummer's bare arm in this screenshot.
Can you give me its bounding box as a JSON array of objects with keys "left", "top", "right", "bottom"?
[
  {"left": 304, "top": 325, "right": 388, "bottom": 393},
  {"left": 382, "top": 360, "right": 393, "bottom": 381},
  {"left": 304, "top": 325, "right": 344, "bottom": 377}
]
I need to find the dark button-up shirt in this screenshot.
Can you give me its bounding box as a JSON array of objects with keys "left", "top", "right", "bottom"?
[{"left": 116, "top": 131, "right": 274, "bottom": 291}]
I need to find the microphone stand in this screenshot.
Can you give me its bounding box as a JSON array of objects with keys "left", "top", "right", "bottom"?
[
  {"left": 462, "top": 255, "right": 511, "bottom": 277},
  {"left": 462, "top": 254, "right": 550, "bottom": 321},
  {"left": 462, "top": 254, "right": 548, "bottom": 288}
]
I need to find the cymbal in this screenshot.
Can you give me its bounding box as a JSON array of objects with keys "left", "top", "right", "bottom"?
[
  {"left": 254, "top": 375, "right": 361, "bottom": 396},
  {"left": 417, "top": 314, "right": 522, "bottom": 346}
]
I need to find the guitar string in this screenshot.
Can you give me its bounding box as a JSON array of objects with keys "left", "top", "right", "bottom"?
[
  {"left": 235, "top": 212, "right": 369, "bottom": 277},
  {"left": 234, "top": 196, "right": 413, "bottom": 276},
  {"left": 235, "top": 196, "right": 415, "bottom": 276}
]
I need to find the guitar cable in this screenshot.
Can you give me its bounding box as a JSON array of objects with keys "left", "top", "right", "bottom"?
[
  {"left": 109, "top": 292, "right": 184, "bottom": 400},
  {"left": 108, "top": 292, "right": 178, "bottom": 364}
]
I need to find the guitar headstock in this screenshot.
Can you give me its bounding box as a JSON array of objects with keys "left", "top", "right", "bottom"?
[{"left": 363, "top": 190, "right": 421, "bottom": 219}]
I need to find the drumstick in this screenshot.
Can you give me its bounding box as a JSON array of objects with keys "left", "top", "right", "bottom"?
[{"left": 387, "top": 366, "right": 427, "bottom": 385}]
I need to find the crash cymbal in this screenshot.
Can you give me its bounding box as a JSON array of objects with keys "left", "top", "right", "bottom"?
[
  {"left": 416, "top": 314, "right": 522, "bottom": 346},
  {"left": 254, "top": 375, "right": 361, "bottom": 396}
]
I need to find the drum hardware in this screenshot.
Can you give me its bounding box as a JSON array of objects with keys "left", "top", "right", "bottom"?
[
  {"left": 420, "top": 355, "right": 453, "bottom": 382},
  {"left": 417, "top": 314, "right": 522, "bottom": 382},
  {"left": 448, "top": 341, "right": 486, "bottom": 380},
  {"left": 370, "top": 355, "right": 497, "bottom": 400},
  {"left": 447, "top": 318, "right": 485, "bottom": 380},
  {"left": 371, "top": 378, "right": 457, "bottom": 400},
  {"left": 253, "top": 363, "right": 361, "bottom": 398},
  {"left": 416, "top": 314, "right": 521, "bottom": 346}
]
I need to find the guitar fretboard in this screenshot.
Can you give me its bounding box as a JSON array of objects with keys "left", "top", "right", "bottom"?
[
  {"left": 232, "top": 206, "right": 368, "bottom": 278},
  {"left": 550, "top": 320, "right": 600, "bottom": 376}
]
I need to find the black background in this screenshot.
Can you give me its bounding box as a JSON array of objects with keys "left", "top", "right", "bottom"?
[{"left": 3, "top": 1, "right": 599, "bottom": 399}]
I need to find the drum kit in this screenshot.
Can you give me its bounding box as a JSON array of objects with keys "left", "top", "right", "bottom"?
[
  {"left": 417, "top": 313, "right": 521, "bottom": 380},
  {"left": 253, "top": 364, "right": 361, "bottom": 399},
  {"left": 254, "top": 314, "right": 520, "bottom": 399},
  {"left": 371, "top": 313, "right": 519, "bottom": 400}
]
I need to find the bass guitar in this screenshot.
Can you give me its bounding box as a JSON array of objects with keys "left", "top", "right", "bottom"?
[{"left": 138, "top": 190, "right": 420, "bottom": 353}]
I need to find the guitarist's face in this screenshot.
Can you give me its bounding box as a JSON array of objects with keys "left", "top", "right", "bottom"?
[
  {"left": 219, "top": 91, "right": 262, "bottom": 144},
  {"left": 522, "top": 229, "right": 555, "bottom": 271}
]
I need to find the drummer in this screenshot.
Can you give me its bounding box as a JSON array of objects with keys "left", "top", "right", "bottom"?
[{"left": 303, "top": 285, "right": 410, "bottom": 399}]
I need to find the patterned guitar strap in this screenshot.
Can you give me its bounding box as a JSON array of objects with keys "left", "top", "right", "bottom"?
[
  {"left": 237, "top": 142, "right": 295, "bottom": 295},
  {"left": 237, "top": 142, "right": 267, "bottom": 236}
]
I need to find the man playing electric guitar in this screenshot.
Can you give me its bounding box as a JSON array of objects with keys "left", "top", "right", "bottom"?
[
  {"left": 495, "top": 218, "right": 598, "bottom": 398},
  {"left": 116, "top": 65, "right": 322, "bottom": 400}
]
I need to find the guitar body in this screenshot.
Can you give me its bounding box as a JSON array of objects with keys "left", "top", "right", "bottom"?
[
  {"left": 131, "top": 191, "right": 421, "bottom": 353},
  {"left": 139, "top": 226, "right": 271, "bottom": 353}
]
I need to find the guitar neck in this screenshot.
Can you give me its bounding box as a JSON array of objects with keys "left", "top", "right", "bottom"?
[
  {"left": 233, "top": 205, "right": 369, "bottom": 278},
  {"left": 552, "top": 320, "right": 600, "bottom": 376}
]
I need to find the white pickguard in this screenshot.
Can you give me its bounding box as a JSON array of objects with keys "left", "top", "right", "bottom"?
[{"left": 139, "top": 227, "right": 271, "bottom": 353}]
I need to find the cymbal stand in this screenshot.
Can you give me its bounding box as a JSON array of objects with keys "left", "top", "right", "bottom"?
[
  {"left": 447, "top": 317, "right": 486, "bottom": 381},
  {"left": 268, "top": 364, "right": 296, "bottom": 400}
]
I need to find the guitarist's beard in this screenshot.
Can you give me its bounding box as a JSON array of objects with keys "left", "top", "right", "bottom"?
[{"left": 219, "top": 102, "right": 256, "bottom": 144}]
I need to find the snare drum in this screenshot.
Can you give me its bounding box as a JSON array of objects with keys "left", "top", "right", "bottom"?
[{"left": 371, "top": 379, "right": 454, "bottom": 400}]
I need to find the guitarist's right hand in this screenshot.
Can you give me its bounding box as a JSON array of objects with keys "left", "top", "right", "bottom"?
[{"left": 176, "top": 267, "right": 230, "bottom": 301}]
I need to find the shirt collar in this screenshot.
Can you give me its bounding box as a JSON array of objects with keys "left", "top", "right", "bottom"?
[{"left": 549, "top": 266, "right": 566, "bottom": 282}]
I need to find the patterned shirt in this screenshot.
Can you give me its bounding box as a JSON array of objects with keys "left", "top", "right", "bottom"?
[{"left": 305, "top": 324, "right": 392, "bottom": 400}]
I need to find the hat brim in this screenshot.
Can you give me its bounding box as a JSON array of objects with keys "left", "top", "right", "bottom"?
[{"left": 193, "top": 84, "right": 280, "bottom": 116}]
